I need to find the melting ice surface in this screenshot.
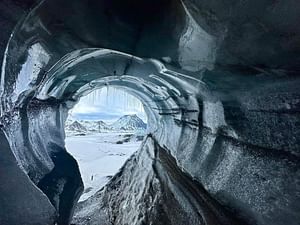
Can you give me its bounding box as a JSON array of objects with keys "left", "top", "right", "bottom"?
[{"left": 13, "top": 43, "right": 50, "bottom": 102}]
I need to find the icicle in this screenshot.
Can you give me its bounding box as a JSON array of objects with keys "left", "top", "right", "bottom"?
[
  {"left": 105, "top": 86, "right": 109, "bottom": 105},
  {"left": 71, "top": 85, "right": 147, "bottom": 122}
]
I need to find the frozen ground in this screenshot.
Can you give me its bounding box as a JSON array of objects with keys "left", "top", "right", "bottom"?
[{"left": 65, "top": 133, "right": 142, "bottom": 201}]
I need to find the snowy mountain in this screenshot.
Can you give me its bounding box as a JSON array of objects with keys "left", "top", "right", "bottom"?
[
  {"left": 66, "top": 121, "right": 87, "bottom": 133},
  {"left": 81, "top": 120, "right": 111, "bottom": 132},
  {"left": 65, "top": 115, "right": 146, "bottom": 135},
  {"left": 65, "top": 119, "right": 111, "bottom": 134},
  {"left": 111, "top": 114, "right": 147, "bottom": 131}
]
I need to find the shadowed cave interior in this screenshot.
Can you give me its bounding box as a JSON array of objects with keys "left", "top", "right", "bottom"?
[{"left": 0, "top": 0, "right": 299, "bottom": 225}]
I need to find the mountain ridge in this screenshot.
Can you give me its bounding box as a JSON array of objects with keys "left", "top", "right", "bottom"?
[
  {"left": 65, "top": 114, "right": 147, "bottom": 134},
  {"left": 111, "top": 114, "right": 147, "bottom": 131}
]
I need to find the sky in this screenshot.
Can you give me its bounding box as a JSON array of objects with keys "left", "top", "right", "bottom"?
[{"left": 70, "top": 87, "right": 147, "bottom": 124}]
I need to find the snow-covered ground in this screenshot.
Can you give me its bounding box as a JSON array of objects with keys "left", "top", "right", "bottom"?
[{"left": 65, "top": 133, "right": 143, "bottom": 201}]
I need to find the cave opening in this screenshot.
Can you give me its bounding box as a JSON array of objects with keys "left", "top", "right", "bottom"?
[{"left": 64, "top": 87, "right": 148, "bottom": 202}]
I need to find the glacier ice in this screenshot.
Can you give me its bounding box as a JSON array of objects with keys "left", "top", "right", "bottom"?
[{"left": 0, "top": 0, "right": 299, "bottom": 225}]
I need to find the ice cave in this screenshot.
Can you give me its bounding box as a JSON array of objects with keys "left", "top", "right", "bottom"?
[{"left": 0, "top": 0, "right": 299, "bottom": 225}]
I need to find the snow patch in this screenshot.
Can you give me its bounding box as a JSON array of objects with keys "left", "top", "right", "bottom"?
[{"left": 65, "top": 133, "right": 144, "bottom": 201}]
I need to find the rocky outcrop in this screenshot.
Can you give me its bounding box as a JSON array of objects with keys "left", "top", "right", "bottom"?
[{"left": 73, "top": 135, "right": 246, "bottom": 225}]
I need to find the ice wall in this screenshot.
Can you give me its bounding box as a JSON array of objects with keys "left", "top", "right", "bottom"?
[{"left": 0, "top": 0, "right": 299, "bottom": 225}]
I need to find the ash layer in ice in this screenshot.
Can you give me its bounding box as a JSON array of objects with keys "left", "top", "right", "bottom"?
[{"left": 0, "top": 0, "right": 299, "bottom": 225}]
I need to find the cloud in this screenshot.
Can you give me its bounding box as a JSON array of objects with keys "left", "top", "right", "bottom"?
[{"left": 70, "top": 87, "right": 147, "bottom": 122}]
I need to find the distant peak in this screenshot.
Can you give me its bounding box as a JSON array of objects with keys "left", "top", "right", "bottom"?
[{"left": 111, "top": 114, "right": 147, "bottom": 130}]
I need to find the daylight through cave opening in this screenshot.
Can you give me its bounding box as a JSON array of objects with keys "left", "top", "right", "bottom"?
[{"left": 64, "top": 87, "right": 148, "bottom": 202}]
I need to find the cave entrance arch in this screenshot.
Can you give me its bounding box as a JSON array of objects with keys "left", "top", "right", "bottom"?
[{"left": 29, "top": 48, "right": 202, "bottom": 224}]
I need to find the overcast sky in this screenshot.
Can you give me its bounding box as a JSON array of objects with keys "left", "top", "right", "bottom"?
[{"left": 70, "top": 87, "right": 147, "bottom": 123}]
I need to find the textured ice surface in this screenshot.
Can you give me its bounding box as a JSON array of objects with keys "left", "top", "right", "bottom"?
[
  {"left": 72, "top": 136, "right": 244, "bottom": 225},
  {"left": 0, "top": 0, "right": 299, "bottom": 225},
  {"left": 179, "top": 3, "right": 217, "bottom": 71}
]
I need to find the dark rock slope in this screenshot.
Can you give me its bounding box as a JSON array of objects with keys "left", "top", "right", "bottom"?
[{"left": 73, "top": 135, "right": 246, "bottom": 225}]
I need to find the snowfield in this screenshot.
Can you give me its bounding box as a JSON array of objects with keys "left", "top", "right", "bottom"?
[{"left": 65, "top": 133, "right": 143, "bottom": 201}]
